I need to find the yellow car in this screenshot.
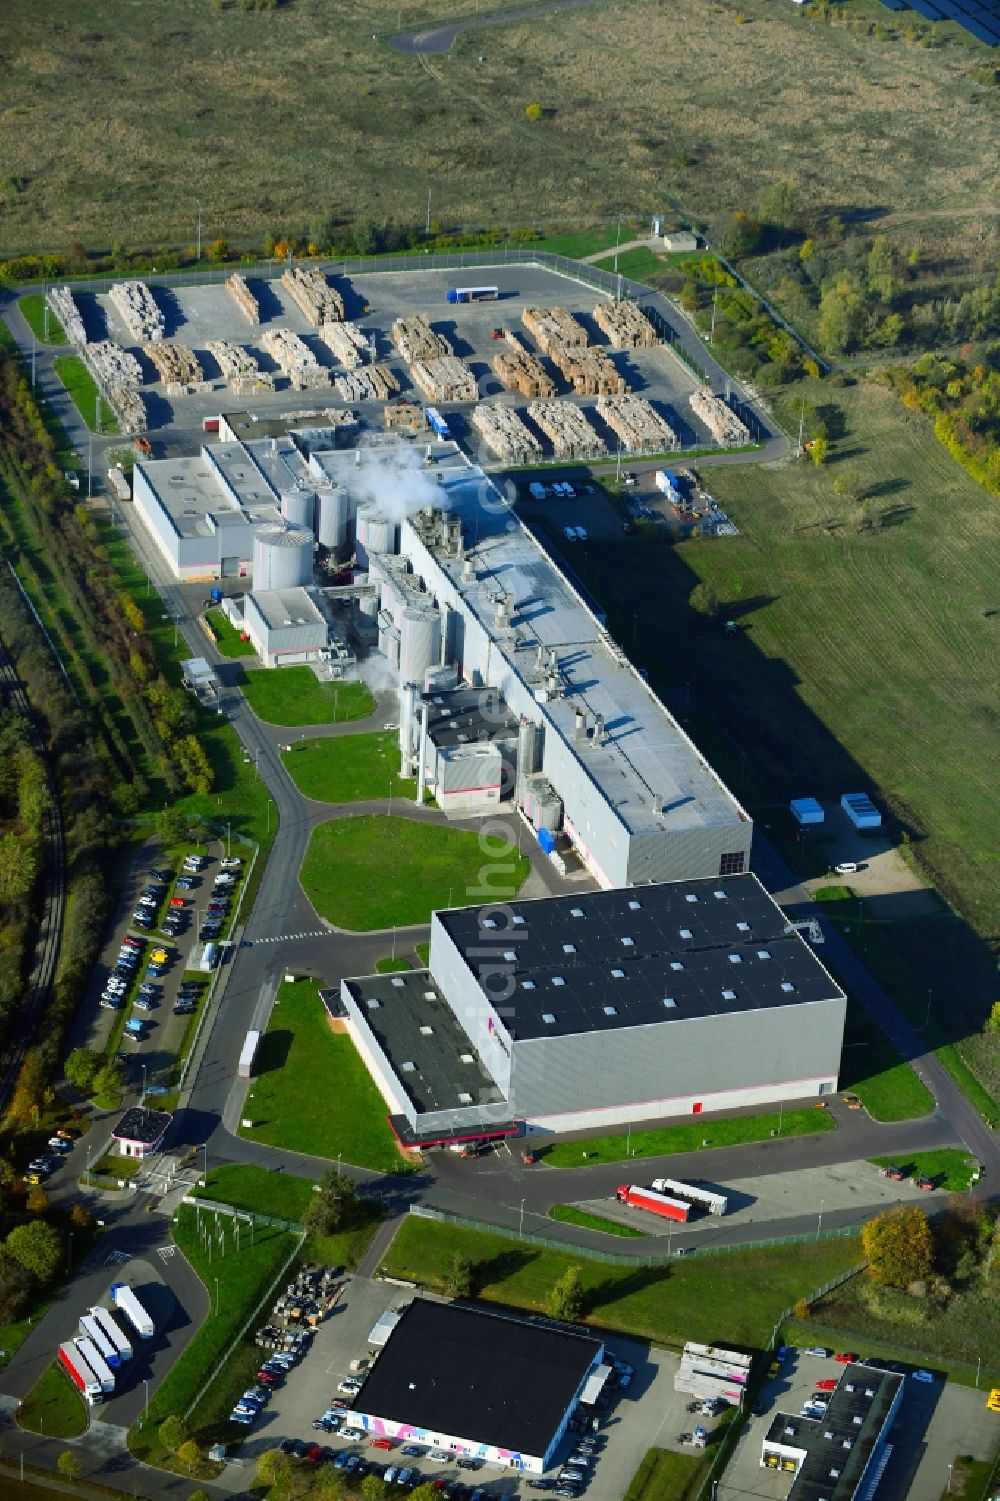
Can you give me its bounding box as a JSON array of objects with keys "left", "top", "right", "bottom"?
[
  {"left": 987, "top": 1388, "right": 1000, "bottom": 1413},
  {"left": 150, "top": 949, "right": 169, "bottom": 964},
  {"left": 24, "top": 1171, "right": 43, "bottom": 1186}
]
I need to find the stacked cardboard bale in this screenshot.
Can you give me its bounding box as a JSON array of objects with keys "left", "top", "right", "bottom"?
[
  {"left": 391, "top": 316, "right": 451, "bottom": 363},
  {"left": 334, "top": 365, "right": 400, "bottom": 402},
  {"left": 593, "top": 300, "right": 658, "bottom": 349},
  {"left": 527, "top": 400, "right": 606, "bottom": 459},
  {"left": 409, "top": 356, "right": 477, "bottom": 404},
  {"left": 472, "top": 404, "right": 542, "bottom": 463},
  {"left": 47, "top": 287, "right": 87, "bottom": 346},
  {"left": 522, "top": 306, "right": 587, "bottom": 354},
  {"left": 689, "top": 389, "right": 751, "bottom": 446},
  {"left": 550, "top": 346, "right": 626, "bottom": 397},
  {"left": 108, "top": 280, "right": 165, "bottom": 342},
  {"left": 260, "top": 328, "right": 330, "bottom": 389},
  {"left": 145, "top": 344, "right": 203, "bottom": 386},
  {"left": 318, "top": 321, "right": 370, "bottom": 369},
  {"left": 87, "top": 339, "right": 144, "bottom": 391},
  {"left": 226, "top": 273, "right": 260, "bottom": 325},
  {"left": 597, "top": 395, "right": 678, "bottom": 452},
  {"left": 492, "top": 342, "right": 557, "bottom": 398},
  {"left": 207, "top": 340, "right": 274, "bottom": 390},
  {"left": 281, "top": 267, "right": 344, "bottom": 325}
]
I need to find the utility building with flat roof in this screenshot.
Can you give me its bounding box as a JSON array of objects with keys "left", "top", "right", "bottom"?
[
  {"left": 348, "top": 1298, "right": 604, "bottom": 1473},
  {"left": 761, "top": 1363, "right": 903, "bottom": 1501}
]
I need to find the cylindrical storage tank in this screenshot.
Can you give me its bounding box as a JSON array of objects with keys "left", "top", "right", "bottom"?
[
  {"left": 399, "top": 608, "right": 441, "bottom": 686},
  {"left": 252, "top": 522, "right": 314, "bottom": 590},
  {"left": 517, "top": 717, "right": 542, "bottom": 788},
  {"left": 316, "top": 485, "right": 349, "bottom": 549},
  {"left": 357, "top": 574, "right": 379, "bottom": 622},
  {"left": 281, "top": 487, "right": 316, "bottom": 532},
  {"left": 356, "top": 506, "right": 397, "bottom": 569},
  {"left": 536, "top": 790, "right": 563, "bottom": 832}
]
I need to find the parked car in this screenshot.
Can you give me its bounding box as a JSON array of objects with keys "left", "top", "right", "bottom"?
[
  {"left": 400, "top": 1446, "right": 424, "bottom": 1458},
  {"left": 176, "top": 877, "right": 195, "bottom": 890},
  {"left": 815, "top": 1379, "right": 838, "bottom": 1392},
  {"left": 133, "top": 997, "right": 155, "bottom": 1012},
  {"left": 911, "top": 1370, "right": 935, "bottom": 1384},
  {"left": 221, "top": 857, "right": 242, "bottom": 869},
  {"left": 122, "top": 936, "right": 143, "bottom": 949},
  {"left": 803, "top": 1347, "right": 831, "bottom": 1358},
  {"left": 457, "top": 1460, "right": 483, "bottom": 1472}
]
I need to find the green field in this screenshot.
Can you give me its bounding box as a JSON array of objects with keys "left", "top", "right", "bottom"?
[
  {"left": 541, "top": 1107, "right": 835, "bottom": 1168},
  {"left": 376, "top": 956, "right": 412, "bottom": 973},
  {"left": 382, "top": 1217, "right": 864, "bottom": 1350},
  {"left": 868, "top": 1149, "right": 978, "bottom": 1192},
  {"left": 592, "top": 246, "right": 665, "bottom": 279},
  {"left": 194, "top": 1162, "right": 387, "bottom": 1266},
  {"left": 839, "top": 995, "right": 935, "bottom": 1123},
  {"left": 240, "top": 977, "right": 403, "bottom": 1169},
  {"left": 204, "top": 608, "right": 255, "bottom": 659},
  {"left": 52, "top": 355, "right": 118, "bottom": 434},
  {"left": 301, "top": 814, "right": 529, "bottom": 930},
  {"left": 16, "top": 1363, "right": 87, "bottom": 1439},
  {"left": 624, "top": 1447, "right": 707, "bottom": 1501},
  {"left": 282, "top": 729, "right": 415, "bottom": 802},
  {"left": 548, "top": 1204, "right": 650, "bottom": 1239},
  {"left": 18, "top": 294, "right": 68, "bottom": 345},
  {"left": 239, "top": 666, "right": 374, "bottom": 727}
]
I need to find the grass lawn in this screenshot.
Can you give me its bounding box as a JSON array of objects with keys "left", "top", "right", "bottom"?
[
  {"left": 592, "top": 247, "right": 665, "bottom": 279},
  {"left": 239, "top": 666, "right": 374, "bottom": 727},
  {"left": 548, "top": 1205, "right": 650, "bottom": 1239},
  {"left": 415, "top": 942, "right": 430, "bottom": 966},
  {"left": 131, "top": 1206, "right": 298, "bottom": 1465},
  {"left": 16, "top": 1363, "right": 87, "bottom": 1438},
  {"left": 382, "top": 1217, "right": 864, "bottom": 1350},
  {"left": 52, "top": 355, "right": 119, "bottom": 434},
  {"left": 301, "top": 815, "right": 529, "bottom": 929},
  {"left": 534, "top": 227, "right": 631, "bottom": 259},
  {"left": 18, "top": 293, "right": 68, "bottom": 345},
  {"left": 868, "top": 1149, "right": 978, "bottom": 1192},
  {"left": 541, "top": 1107, "right": 835, "bottom": 1168},
  {"left": 240, "top": 978, "right": 403, "bottom": 1170},
  {"left": 376, "top": 956, "right": 412, "bottom": 973},
  {"left": 282, "top": 730, "right": 415, "bottom": 802},
  {"left": 204, "top": 608, "right": 255, "bottom": 658},
  {"left": 625, "top": 1447, "right": 707, "bottom": 1501},
  {"left": 194, "top": 1163, "right": 387, "bottom": 1267},
  {"left": 839, "top": 995, "right": 935, "bottom": 1123}
]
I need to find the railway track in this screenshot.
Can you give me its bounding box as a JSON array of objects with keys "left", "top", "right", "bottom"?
[{"left": 0, "top": 639, "right": 67, "bottom": 1108}]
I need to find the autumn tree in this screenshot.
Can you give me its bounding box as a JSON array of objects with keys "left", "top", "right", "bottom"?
[
  {"left": 65, "top": 1047, "right": 100, "bottom": 1095},
  {"left": 818, "top": 277, "right": 866, "bottom": 354},
  {"left": 861, "top": 1205, "right": 933, "bottom": 1287},
  {"left": 759, "top": 180, "right": 798, "bottom": 231},
  {"left": 305, "top": 1170, "right": 356, "bottom": 1235},
  {"left": 159, "top": 1414, "right": 188, "bottom": 1454},
  {"left": 5, "top": 1220, "right": 62, "bottom": 1283},
  {"left": 810, "top": 437, "right": 829, "bottom": 466},
  {"left": 177, "top": 1439, "right": 200, "bottom": 1473},
  {"left": 867, "top": 236, "right": 897, "bottom": 303},
  {"left": 57, "top": 1451, "right": 81, "bottom": 1481},
  {"left": 689, "top": 582, "right": 721, "bottom": 621},
  {"left": 548, "top": 1266, "right": 585, "bottom": 1322},
  {"left": 6, "top": 1049, "right": 46, "bottom": 1131},
  {"left": 361, "top": 1475, "right": 388, "bottom": 1501},
  {"left": 444, "top": 1253, "right": 473, "bottom": 1299},
  {"left": 255, "top": 1448, "right": 294, "bottom": 1489}
]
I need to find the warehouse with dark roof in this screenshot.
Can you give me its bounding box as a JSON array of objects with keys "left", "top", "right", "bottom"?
[{"left": 348, "top": 1299, "right": 604, "bottom": 1473}]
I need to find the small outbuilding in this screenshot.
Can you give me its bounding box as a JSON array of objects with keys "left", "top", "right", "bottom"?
[
  {"left": 840, "top": 792, "right": 881, "bottom": 830},
  {"left": 111, "top": 1106, "right": 173, "bottom": 1159},
  {"left": 663, "top": 230, "right": 699, "bottom": 253},
  {"left": 790, "top": 797, "right": 824, "bottom": 826}
]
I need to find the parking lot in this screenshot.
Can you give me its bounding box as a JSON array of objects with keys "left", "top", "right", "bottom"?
[{"left": 224, "top": 1273, "right": 688, "bottom": 1501}]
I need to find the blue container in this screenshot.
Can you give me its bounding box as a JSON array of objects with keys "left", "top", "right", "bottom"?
[
  {"left": 538, "top": 827, "right": 556, "bottom": 855},
  {"left": 210, "top": 586, "right": 223, "bottom": 603}
]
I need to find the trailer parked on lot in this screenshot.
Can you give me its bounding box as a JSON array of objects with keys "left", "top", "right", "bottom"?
[
  {"left": 238, "top": 1028, "right": 261, "bottom": 1080},
  {"left": 58, "top": 1342, "right": 103, "bottom": 1405},
  {"left": 616, "top": 1184, "right": 691, "bottom": 1222},
  {"left": 89, "top": 1305, "right": 132, "bottom": 1363},
  {"left": 424, "top": 407, "right": 452, "bottom": 440},
  {"left": 111, "top": 1283, "right": 155, "bottom": 1339},
  {"left": 446, "top": 286, "right": 499, "bottom": 303},
  {"left": 74, "top": 1335, "right": 116, "bottom": 1394},
  {"left": 80, "top": 1314, "right": 121, "bottom": 1369},
  {"left": 651, "top": 1177, "right": 728, "bottom": 1216}
]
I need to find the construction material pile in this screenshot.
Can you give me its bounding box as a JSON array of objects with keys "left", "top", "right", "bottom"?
[
  {"left": 597, "top": 394, "right": 678, "bottom": 452},
  {"left": 145, "top": 344, "right": 203, "bottom": 386},
  {"left": 472, "top": 403, "right": 542, "bottom": 463},
  {"left": 85, "top": 338, "right": 148, "bottom": 432},
  {"left": 527, "top": 400, "right": 606, "bottom": 459},
  {"left": 207, "top": 340, "right": 274, "bottom": 391},
  {"left": 281, "top": 267, "right": 344, "bottom": 326},
  {"left": 391, "top": 315, "right": 451, "bottom": 363},
  {"left": 409, "top": 356, "right": 477, "bottom": 404},
  {"left": 383, "top": 400, "right": 427, "bottom": 432},
  {"left": 108, "top": 280, "right": 165, "bottom": 343},
  {"left": 226, "top": 273, "right": 260, "bottom": 325},
  {"left": 255, "top": 1264, "right": 345, "bottom": 1350},
  {"left": 47, "top": 287, "right": 87, "bottom": 346},
  {"left": 334, "top": 365, "right": 400, "bottom": 402},
  {"left": 522, "top": 306, "right": 588, "bottom": 354},
  {"left": 593, "top": 300, "right": 658, "bottom": 349},
  {"left": 318, "top": 321, "right": 370, "bottom": 369},
  {"left": 492, "top": 345, "right": 557, "bottom": 398},
  {"left": 689, "top": 389, "right": 751, "bottom": 446},
  {"left": 550, "top": 346, "right": 626, "bottom": 397},
  {"left": 260, "top": 328, "right": 330, "bottom": 390}
]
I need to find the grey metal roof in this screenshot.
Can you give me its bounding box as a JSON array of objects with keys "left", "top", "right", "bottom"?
[
  {"left": 249, "top": 586, "right": 326, "bottom": 631},
  {"left": 766, "top": 1363, "right": 902, "bottom": 1501},
  {"left": 424, "top": 686, "right": 519, "bottom": 749},
  {"left": 437, "top": 875, "right": 843, "bottom": 1041}
]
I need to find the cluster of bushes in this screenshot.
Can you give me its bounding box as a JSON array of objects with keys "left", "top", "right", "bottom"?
[
  {"left": 875, "top": 351, "right": 1000, "bottom": 496},
  {"left": 678, "top": 253, "right": 820, "bottom": 387},
  {"left": 0, "top": 714, "right": 47, "bottom": 1031}
]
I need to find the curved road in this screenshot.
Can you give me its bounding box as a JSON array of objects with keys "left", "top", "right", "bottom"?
[{"left": 387, "top": 0, "right": 608, "bottom": 54}]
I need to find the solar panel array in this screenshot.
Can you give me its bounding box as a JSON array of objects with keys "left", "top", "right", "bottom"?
[{"left": 876, "top": 0, "right": 1000, "bottom": 42}]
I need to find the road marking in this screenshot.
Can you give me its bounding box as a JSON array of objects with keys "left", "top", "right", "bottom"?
[{"left": 103, "top": 1249, "right": 131, "bottom": 1266}]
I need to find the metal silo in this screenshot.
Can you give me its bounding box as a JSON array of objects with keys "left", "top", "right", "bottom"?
[
  {"left": 316, "top": 485, "right": 349, "bottom": 550},
  {"left": 399, "top": 608, "right": 441, "bottom": 686},
  {"left": 516, "top": 717, "right": 542, "bottom": 797},
  {"left": 356, "top": 507, "right": 397, "bottom": 568},
  {"left": 252, "top": 522, "right": 314, "bottom": 590},
  {"left": 281, "top": 486, "right": 315, "bottom": 532}
]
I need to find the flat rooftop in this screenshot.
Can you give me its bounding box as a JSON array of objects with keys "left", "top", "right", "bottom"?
[
  {"left": 355, "top": 1298, "right": 601, "bottom": 1457},
  {"left": 342, "top": 969, "right": 506, "bottom": 1116},
  {"left": 424, "top": 686, "right": 519, "bottom": 749},
  {"left": 139, "top": 443, "right": 281, "bottom": 539},
  {"left": 766, "top": 1363, "right": 902, "bottom": 1501},
  {"left": 250, "top": 586, "right": 326, "bottom": 631},
  {"left": 436, "top": 875, "right": 843, "bottom": 1041}
]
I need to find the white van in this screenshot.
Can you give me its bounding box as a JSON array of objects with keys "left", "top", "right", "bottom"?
[{"left": 834, "top": 861, "right": 860, "bottom": 875}]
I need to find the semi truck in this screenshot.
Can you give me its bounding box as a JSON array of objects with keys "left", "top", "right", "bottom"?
[
  {"left": 58, "top": 1341, "right": 103, "bottom": 1405},
  {"left": 89, "top": 1304, "right": 133, "bottom": 1363},
  {"left": 111, "top": 1283, "right": 155, "bottom": 1340},
  {"left": 424, "top": 407, "right": 451, "bottom": 440},
  {"left": 74, "top": 1335, "right": 116, "bottom": 1394},
  {"left": 446, "top": 286, "right": 499, "bottom": 303},
  {"left": 79, "top": 1313, "right": 121, "bottom": 1369},
  {"left": 651, "top": 1177, "right": 728, "bottom": 1216},
  {"left": 238, "top": 1028, "right": 261, "bottom": 1080},
  {"left": 616, "top": 1184, "right": 692, "bottom": 1222}
]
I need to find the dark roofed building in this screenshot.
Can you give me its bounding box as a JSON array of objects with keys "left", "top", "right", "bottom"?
[
  {"left": 348, "top": 1298, "right": 603, "bottom": 1473},
  {"left": 111, "top": 1107, "right": 172, "bottom": 1159},
  {"left": 761, "top": 1363, "right": 903, "bottom": 1501}
]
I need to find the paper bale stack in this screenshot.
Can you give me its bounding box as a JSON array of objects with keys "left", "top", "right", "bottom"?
[
  {"left": 597, "top": 395, "right": 678, "bottom": 452},
  {"left": 85, "top": 339, "right": 148, "bottom": 432},
  {"left": 207, "top": 341, "right": 274, "bottom": 391},
  {"left": 391, "top": 316, "right": 452, "bottom": 363},
  {"left": 260, "top": 328, "right": 330, "bottom": 390},
  {"left": 550, "top": 346, "right": 626, "bottom": 397},
  {"left": 47, "top": 287, "right": 87, "bottom": 347},
  {"left": 226, "top": 273, "right": 260, "bottom": 325},
  {"left": 527, "top": 400, "right": 606, "bottom": 459},
  {"left": 145, "top": 344, "right": 204, "bottom": 387},
  {"left": 689, "top": 389, "right": 751, "bottom": 446},
  {"left": 410, "top": 356, "right": 477, "bottom": 404},
  {"left": 522, "top": 306, "right": 588, "bottom": 354},
  {"left": 318, "top": 322, "right": 370, "bottom": 369},
  {"left": 492, "top": 345, "right": 557, "bottom": 398},
  {"left": 281, "top": 267, "right": 344, "bottom": 326},
  {"left": 334, "top": 366, "right": 400, "bottom": 402},
  {"left": 108, "top": 281, "right": 165, "bottom": 343},
  {"left": 593, "top": 300, "right": 658, "bottom": 349},
  {"left": 472, "top": 404, "right": 542, "bottom": 463}
]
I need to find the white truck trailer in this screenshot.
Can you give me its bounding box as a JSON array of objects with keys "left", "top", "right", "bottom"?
[{"left": 111, "top": 1283, "right": 155, "bottom": 1339}]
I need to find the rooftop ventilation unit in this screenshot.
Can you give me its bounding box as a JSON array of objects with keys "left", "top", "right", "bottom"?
[
  {"left": 542, "top": 1014, "right": 557, "bottom": 1026},
  {"left": 401, "top": 1061, "right": 415, "bottom": 1072},
  {"left": 722, "top": 988, "right": 737, "bottom": 1000},
  {"left": 458, "top": 1092, "right": 473, "bottom": 1104},
  {"left": 391, "top": 977, "right": 405, "bottom": 988},
  {"left": 663, "top": 998, "right": 676, "bottom": 1008},
  {"left": 552, "top": 976, "right": 565, "bottom": 987},
  {"left": 460, "top": 1054, "right": 474, "bottom": 1064},
  {"left": 629, "top": 899, "right": 642, "bottom": 910},
  {"left": 419, "top": 1026, "right": 434, "bottom": 1036}
]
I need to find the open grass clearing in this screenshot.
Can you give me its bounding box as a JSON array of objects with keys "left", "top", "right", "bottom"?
[
  {"left": 376, "top": 956, "right": 412, "bottom": 973},
  {"left": 592, "top": 246, "right": 665, "bottom": 279},
  {"left": 839, "top": 994, "right": 935, "bottom": 1123},
  {"left": 239, "top": 666, "right": 374, "bottom": 727},
  {"left": 240, "top": 977, "right": 403, "bottom": 1170},
  {"left": 16, "top": 1363, "right": 87, "bottom": 1439},
  {"left": 624, "top": 1447, "right": 707, "bottom": 1501},
  {"left": 381, "top": 1217, "right": 863, "bottom": 1349},
  {"left": 540, "top": 1107, "right": 835, "bottom": 1168},
  {"left": 52, "top": 355, "right": 118, "bottom": 435},
  {"left": 282, "top": 729, "right": 415, "bottom": 803},
  {"left": 17, "top": 294, "right": 68, "bottom": 345},
  {"left": 301, "top": 814, "right": 529, "bottom": 930},
  {"left": 868, "top": 1149, "right": 978, "bottom": 1192},
  {"left": 203, "top": 608, "right": 254, "bottom": 659},
  {"left": 548, "top": 1204, "right": 650, "bottom": 1238},
  {"left": 193, "top": 1162, "right": 387, "bottom": 1266}
]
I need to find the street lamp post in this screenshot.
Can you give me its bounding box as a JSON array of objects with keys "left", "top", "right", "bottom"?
[
  {"left": 214, "top": 1276, "right": 220, "bottom": 1315},
  {"left": 266, "top": 798, "right": 274, "bottom": 833},
  {"left": 140, "top": 1063, "right": 147, "bottom": 1103},
  {"left": 519, "top": 1197, "right": 525, "bottom": 1239},
  {"left": 143, "top": 1378, "right": 150, "bottom": 1423},
  {"left": 817, "top": 1198, "right": 824, "bottom": 1239},
  {"left": 387, "top": 780, "right": 393, "bottom": 817},
  {"left": 947, "top": 1466, "right": 953, "bottom": 1495},
  {"left": 86, "top": 1145, "right": 92, "bottom": 1187},
  {"left": 202, "top": 1141, "right": 208, "bottom": 1187},
  {"left": 226, "top": 821, "right": 231, "bottom": 857}
]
